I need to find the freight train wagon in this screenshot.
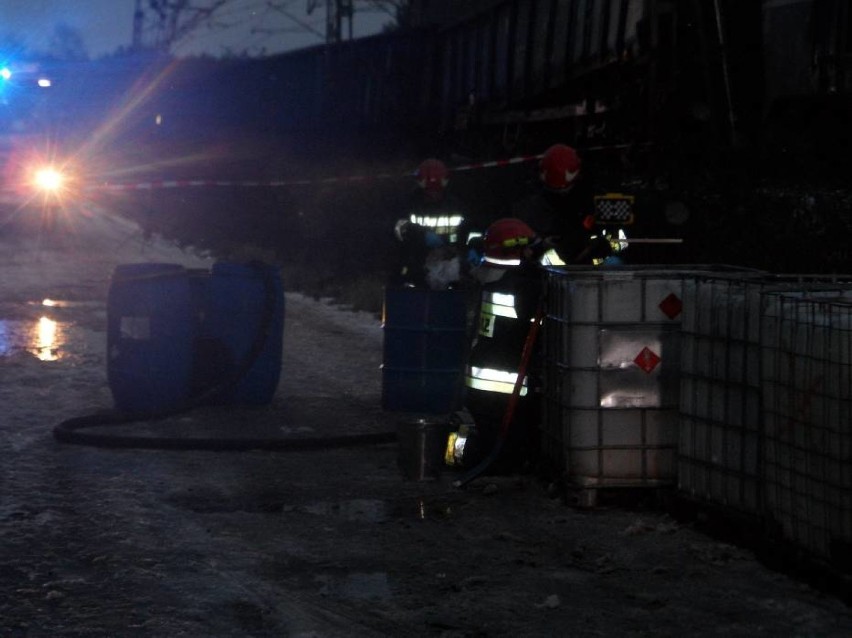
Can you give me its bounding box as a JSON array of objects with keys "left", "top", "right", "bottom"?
[
  {"left": 245, "top": 29, "right": 435, "bottom": 155},
  {"left": 420, "top": 0, "right": 852, "bottom": 181}
]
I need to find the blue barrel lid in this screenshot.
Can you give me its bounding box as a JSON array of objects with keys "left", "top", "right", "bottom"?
[{"left": 112, "top": 263, "right": 187, "bottom": 281}]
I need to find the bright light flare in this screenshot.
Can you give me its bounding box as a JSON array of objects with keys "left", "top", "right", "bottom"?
[
  {"left": 35, "top": 316, "right": 58, "bottom": 361},
  {"left": 32, "top": 167, "right": 65, "bottom": 192}
]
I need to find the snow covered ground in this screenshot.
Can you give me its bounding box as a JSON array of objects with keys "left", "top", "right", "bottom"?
[{"left": 0, "top": 210, "right": 850, "bottom": 636}]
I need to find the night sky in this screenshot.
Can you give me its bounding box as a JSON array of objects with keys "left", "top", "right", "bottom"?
[{"left": 0, "top": 1, "right": 386, "bottom": 59}]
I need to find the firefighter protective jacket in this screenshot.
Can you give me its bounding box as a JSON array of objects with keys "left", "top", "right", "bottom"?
[
  {"left": 464, "top": 260, "right": 544, "bottom": 424},
  {"left": 512, "top": 181, "right": 604, "bottom": 265}
]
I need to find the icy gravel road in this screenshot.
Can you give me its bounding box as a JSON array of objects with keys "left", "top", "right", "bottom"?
[{"left": 0, "top": 212, "right": 850, "bottom": 637}]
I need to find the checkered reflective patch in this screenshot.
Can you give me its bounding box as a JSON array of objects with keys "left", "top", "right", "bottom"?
[{"left": 594, "top": 194, "right": 635, "bottom": 224}]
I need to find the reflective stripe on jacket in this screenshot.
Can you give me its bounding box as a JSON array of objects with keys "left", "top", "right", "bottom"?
[
  {"left": 466, "top": 271, "right": 538, "bottom": 397},
  {"left": 465, "top": 365, "right": 529, "bottom": 396}
]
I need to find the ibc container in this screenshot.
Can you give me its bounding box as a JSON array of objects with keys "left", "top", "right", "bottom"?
[
  {"left": 381, "top": 287, "right": 469, "bottom": 414},
  {"left": 678, "top": 272, "right": 765, "bottom": 515},
  {"left": 107, "top": 263, "right": 195, "bottom": 414},
  {"left": 201, "top": 262, "right": 285, "bottom": 405},
  {"left": 679, "top": 274, "right": 850, "bottom": 521},
  {"left": 760, "top": 289, "right": 852, "bottom": 566},
  {"left": 541, "top": 266, "right": 701, "bottom": 496}
]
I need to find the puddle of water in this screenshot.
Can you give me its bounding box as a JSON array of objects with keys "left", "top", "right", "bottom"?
[
  {"left": 315, "top": 572, "right": 391, "bottom": 601},
  {"left": 26, "top": 298, "right": 98, "bottom": 309},
  {"left": 0, "top": 299, "right": 102, "bottom": 362},
  {"left": 303, "top": 499, "right": 389, "bottom": 523},
  {"left": 413, "top": 499, "right": 454, "bottom": 521},
  {"left": 302, "top": 498, "right": 455, "bottom": 523},
  {"left": 0, "top": 316, "right": 69, "bottom": 361}
]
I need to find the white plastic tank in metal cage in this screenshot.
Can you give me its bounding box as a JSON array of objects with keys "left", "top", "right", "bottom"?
[
  {"left": 679, "top": 274, "right": 851, "bottom": 520},
  {"left": 541, "top": 266, "right": 715, "bottom": 501},
  {"left": 678, "top": 272, "right": 764, "bottom": 514},
  {"left": 760, "top": 289, "right": 852, "bottom": 565}
]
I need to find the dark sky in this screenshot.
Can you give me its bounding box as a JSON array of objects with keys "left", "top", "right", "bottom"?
[
  {"left": 0, "top": 1, "right": 386, "bottom": 59},
  {"left": 1, "top": 0, "right": 135, "bottom": 58}
]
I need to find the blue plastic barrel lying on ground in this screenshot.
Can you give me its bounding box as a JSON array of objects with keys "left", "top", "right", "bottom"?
[
  {"left": 202, "top": 261, "right": 285, "bottom": 405},
  {"left": 107, "top": 263, "right": 195, "bottom": 414},
  {"left": 381, "top": 287, "right": 469, "bottom": 414},
  {"left": 108, "top": 261, "right": 285, "bottom": 413}
]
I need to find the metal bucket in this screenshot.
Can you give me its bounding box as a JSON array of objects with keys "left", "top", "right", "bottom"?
[{"left": 396, "top": 416, "right": 452, "bottom": 481}]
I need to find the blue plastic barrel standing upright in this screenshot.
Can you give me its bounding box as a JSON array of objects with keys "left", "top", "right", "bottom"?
[
  {"left": 203, "top": 261, "right": 285, "bottom": 405},
  {"left": 381, "top": 287, "right": 469, "bottom": 414},
  {"left": 107, "top": 263, "right": 195, "bottom": 414}
]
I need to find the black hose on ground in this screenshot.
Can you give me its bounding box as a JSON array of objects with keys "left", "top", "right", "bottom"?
[
  {"left": 52, "top": 410, "right": 396, "bottom": 451},
  {"left": 52, "top": 262, "right": 397, "bottom": 451}
]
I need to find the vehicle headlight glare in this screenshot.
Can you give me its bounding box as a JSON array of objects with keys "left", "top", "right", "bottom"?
[{"left": 34, "top": 167, "right": 64, "bottom": 191}]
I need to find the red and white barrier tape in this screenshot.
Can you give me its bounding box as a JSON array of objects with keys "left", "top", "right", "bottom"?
[
  {"left": 84, "top": 153, "right": 545, "bottom": 192},
  {"left": 450, "top": 154, "right": 543, "bottom": 172}
]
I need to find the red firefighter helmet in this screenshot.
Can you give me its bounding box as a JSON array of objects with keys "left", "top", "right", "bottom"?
[
  {"left": 482, "top": 218, "right": 537, "bottom": 267},
  {"left": 540, "top": 144, "right": 581, "bottom": 192},
  {"left": 415, "top": 158, "right": 449, "bottom": 198}
]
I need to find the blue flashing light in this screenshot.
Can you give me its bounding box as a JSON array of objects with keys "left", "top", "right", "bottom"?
[{"left": 0, "top": 67, "right": 11, "bottom": 81}]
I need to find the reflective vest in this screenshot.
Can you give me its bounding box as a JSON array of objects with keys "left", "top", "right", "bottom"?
[
  {"left": 407, "top": 213, "right": 465, "bottom": 244},
  {"left": 464, "top": 267, "right": 541, "bottom": 398},
  {"left": 466, "top": 363, "right": 529, "bottom": 397},
  {"left": 541, "top": 229, "right": 628, "bottom": 267},
  {"left": 539, "top": 248, "right": 565, "bottom": 267}
]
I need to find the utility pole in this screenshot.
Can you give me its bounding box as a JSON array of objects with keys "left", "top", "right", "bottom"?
[
  {"left": 132, "top": 0, "right": 145, "bottom": 51},
  {"left": 309, "top": 0, "right": 354, "bottom": 43},
  {"left": 132, "top": 0, "right": 369, "bottom": 52}
]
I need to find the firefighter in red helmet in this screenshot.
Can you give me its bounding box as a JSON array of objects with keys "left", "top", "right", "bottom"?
[
  {"left": 514, "top": 143, "right": 617, "bottom": 266},
  {"left": 481, "top": 217, "right": 537, "bottom": 267},
  {"left": 415, "top": 158, "right": 449, "bottom": 201},
  {"left": 451, "top": 217, "right": 544, "bottom": 472},
  {"left": 391, "top": 158, "right": 474, "bottom": 289},
  {"left": 540, "top": 143, "right": 581, "bottom": 192},
  {"left": 411, "top": 158, "right": 477, "bottom": 255}
]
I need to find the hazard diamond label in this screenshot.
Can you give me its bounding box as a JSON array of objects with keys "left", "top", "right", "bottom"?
[
  {"left": 658, "top": 293, "right": 683, "bottom": 319},
  {"left": 634, "top": 347, "right": 661, "bottom": 374}
]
